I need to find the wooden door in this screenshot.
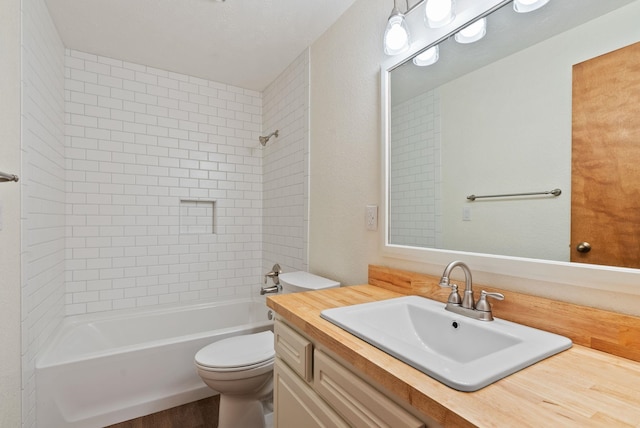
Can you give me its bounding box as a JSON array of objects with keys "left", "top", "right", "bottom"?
[{"left": 571, "top": 42, "right": 640, "bottom": 268}]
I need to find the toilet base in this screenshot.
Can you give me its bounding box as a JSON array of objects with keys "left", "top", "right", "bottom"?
[
  {"left": 218, "top": 394, "right": 266, "bottom": 428},
  {"left": 218, "top": 393, "right": 273, "bottom": 428},
  {"left": 216, "top": 377, "right": 273, "bottom": 428}
]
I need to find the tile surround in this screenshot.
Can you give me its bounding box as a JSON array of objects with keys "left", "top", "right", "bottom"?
[
  {"left": 389, "top": 89, "right": 442, "bottom": 248},
  {"left": 64, "top": 49, "right": 265, "bottom": 315},
  {"left": 21, "top": 0, "right": 66, "bottom": 425},
  {"left": 262, "top": 50, "right": 310, "bottom": 274}
]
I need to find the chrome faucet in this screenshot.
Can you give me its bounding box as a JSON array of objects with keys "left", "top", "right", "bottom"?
[
  {"left": 261, "top": 263, "right": 282, "bottom": 295},
  {"left": 439, "top": 260, "right": 475, "bottom": 309},
  {"left": 439, "top": 261, "right": 504, "bottom": 321}
]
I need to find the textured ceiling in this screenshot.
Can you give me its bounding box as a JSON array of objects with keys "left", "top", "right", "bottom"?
[{"left": 45, "top": 0, "right": 358, "bottom": 91}]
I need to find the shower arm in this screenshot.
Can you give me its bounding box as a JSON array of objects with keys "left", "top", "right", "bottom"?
[{"left": 259, "top": 130, "right": 279, "bottom": 146}]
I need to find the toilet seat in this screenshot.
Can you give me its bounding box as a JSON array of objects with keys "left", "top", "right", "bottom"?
[
  {"left": 197, "top": 357, "right": 274, "bottom": 373},
  {"left": 195, "top": 330, "right": 275, "bottom": 371}
]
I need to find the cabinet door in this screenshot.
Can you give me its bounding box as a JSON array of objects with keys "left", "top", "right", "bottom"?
[
  {"left": 274, "top": 319, "right": 313, "bottom": 381},
  {"left": 314, "top": 350, "right": 425, "bottom": 428},
  {"left": 274, "top": 358, "right": 348, "bottom": 428}
]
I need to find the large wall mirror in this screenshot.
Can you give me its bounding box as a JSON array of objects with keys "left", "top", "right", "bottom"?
[{"left": 382, "top": 0, "right": 640, "bottom": 291}]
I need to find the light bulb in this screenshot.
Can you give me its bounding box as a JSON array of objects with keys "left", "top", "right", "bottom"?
[
  {"left": 413, "top": 45, "right": 439, "bottom": 67},
  {"left": 425, "top": 0, "right": 455, "bottom": 29},
  {"left": 384, "top": 10, "right": 411, "bottom": 55},
  {"left": 513, "top": 0, "right": 550, "bottom": 13},
  {"left": 386, "top": 20, "right": 408, "bottom": 51},
  {"left": 454, "top": 18, "right": 487, "bottom": 44}
]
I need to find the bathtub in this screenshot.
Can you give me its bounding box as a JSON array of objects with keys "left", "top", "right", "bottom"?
[{"left": 36, "top": 297, "right": 273, "bottom": 428}]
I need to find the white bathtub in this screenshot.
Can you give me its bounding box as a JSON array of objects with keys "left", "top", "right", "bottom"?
[{"left": 36, "top": 297, "right": 273, "bottom": 428}]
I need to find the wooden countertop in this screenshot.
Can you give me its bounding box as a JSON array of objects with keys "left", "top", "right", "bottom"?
[{"left": 267, "top": 284, "right": 640, "bottom": 427}]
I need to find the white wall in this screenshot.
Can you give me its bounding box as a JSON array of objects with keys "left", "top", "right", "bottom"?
[
  {"left": 64, "top": 50, "right": 264, "bottom": 314},
  {"left": 0, "top": 0, "right": 22, "bottom": 425},
  {"left": 21, "top": 0, "right": 67, "bottom": 425},
  {"left": 309, "top": 0, "right": 388, "bottom": 284},
  {"left": 262, "top": 49, "right": 310, "bottom": 274}
]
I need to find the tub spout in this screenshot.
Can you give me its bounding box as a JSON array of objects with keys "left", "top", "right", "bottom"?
[{"left": 260, "top": 284, "right": 281, "bottom": 295}]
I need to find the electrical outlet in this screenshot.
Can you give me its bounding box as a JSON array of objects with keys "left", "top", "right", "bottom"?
[{"left": 366, "top": 205, "right": 378, "bottom": 231}]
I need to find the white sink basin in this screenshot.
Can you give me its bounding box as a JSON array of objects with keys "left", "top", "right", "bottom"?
[{"left": 320, "top": 295, "right": 572, "bottom": 391}]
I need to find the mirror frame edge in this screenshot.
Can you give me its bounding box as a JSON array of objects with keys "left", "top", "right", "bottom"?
[{"left": 379, "top": 0, "right": 640, "bottom": 296}]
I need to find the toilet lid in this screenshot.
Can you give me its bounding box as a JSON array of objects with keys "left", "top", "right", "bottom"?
[
  {"left": 279, "top": 271, "right": 340, "bottom": 290},
  {"left": 195, "top": 330, "right": 274, "bottom": 369}
]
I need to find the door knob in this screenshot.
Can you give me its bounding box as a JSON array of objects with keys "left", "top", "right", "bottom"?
[{"left": 576, "top": 242, "right": 591, "bottom": 253}]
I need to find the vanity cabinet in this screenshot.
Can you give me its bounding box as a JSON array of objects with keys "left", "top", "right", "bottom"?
[
  {"left": 273, "top": 319, "right": 426, "bottom": 428},
  {"left": 274, "top": 358, "right": 348, "bottom": 427}
]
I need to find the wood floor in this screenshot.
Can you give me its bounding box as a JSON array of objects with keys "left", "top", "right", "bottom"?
[{"left": 106, "top": 396, "right": 219, "bottom": 428}]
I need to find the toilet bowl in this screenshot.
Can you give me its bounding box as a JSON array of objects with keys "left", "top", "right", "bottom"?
[
  {"left": 194, "top": 271, "right": 339, "bottom": 428},
  {"left": 195, "top": 331, "right": 275, "bottom": 428}
]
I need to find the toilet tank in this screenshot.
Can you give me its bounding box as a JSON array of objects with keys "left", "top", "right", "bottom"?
[{"left": 279, "top": 271, "right": 340, "bottom": 294}]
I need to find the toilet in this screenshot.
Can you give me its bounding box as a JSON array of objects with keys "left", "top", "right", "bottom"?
[{"left": 194, "top": 271, "right": 340, "bottom": 428}]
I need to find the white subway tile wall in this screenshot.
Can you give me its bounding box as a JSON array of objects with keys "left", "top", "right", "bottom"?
[
  {"left": 262, "top": 50, "right": 310, "bottom": 274},
  {"left": 389, "top": 89, "right": 442, "bottom": 248},
  {"left": 64, "top": 49, "right": 264, "bottom": 315},
  {"left": 21, "top": 0, "right": 66, "bottom": 426}
]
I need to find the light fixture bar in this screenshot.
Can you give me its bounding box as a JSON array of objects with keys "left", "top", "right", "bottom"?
[{"left": 405, "top": 0, "right": 426, "bottom": 14}]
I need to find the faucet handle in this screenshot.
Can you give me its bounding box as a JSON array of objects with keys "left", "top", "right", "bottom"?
[
  {"left": 264, "top": 263, "right": 282, "bottom": 284},
  {"left": 446, "top": 284, "right": 462, "bottom": 305},
  {"left": 475, "top": 290, "right": 505, "bottom": 312}
]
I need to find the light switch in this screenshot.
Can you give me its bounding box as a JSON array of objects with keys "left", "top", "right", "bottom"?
[{"left": 462, "top": 206, "right": 472, "bottom": 221}]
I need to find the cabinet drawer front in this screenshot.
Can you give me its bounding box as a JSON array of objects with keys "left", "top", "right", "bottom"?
[
  {"left": 314, "top": 350, "right": 425, "bottom": 428},
  {"left": 274, "top": 319, "right": 313, "bottom": 381},
  {"left": 274, "top": 358, "right": 349, "bottom": 428}
]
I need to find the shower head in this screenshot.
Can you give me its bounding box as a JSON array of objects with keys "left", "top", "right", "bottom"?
[{"left": 259, "top": 130, "right": 279, "bottom": 146}]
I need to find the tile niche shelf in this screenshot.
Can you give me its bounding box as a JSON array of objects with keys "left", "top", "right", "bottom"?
[{"left": 179, "top": 199, "right": 216, "bottom": 235}]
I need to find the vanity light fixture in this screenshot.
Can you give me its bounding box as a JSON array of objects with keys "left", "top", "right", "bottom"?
[
  {"left": 384, "top": 1, "right": 411, "bottom": 55},
  {"left": 387, "top": 0, "right": 551, "bottom": 59},
  {"left": 413, "top": 45, "right": 439, "bottom": 66},
  {"left": 513, "top": 0, "right": 550, "bottom": 13},
  {"left": 425, "top": 0, "right": 455, "bottom": 28},
  {"left": 454, "top": 17, "right": 487, "bottom": 44}
]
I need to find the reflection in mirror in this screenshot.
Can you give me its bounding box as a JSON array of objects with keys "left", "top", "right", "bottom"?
[{"left": 387, "top": 0, "right": 640, "bottom": 269}]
